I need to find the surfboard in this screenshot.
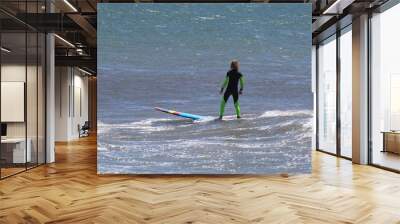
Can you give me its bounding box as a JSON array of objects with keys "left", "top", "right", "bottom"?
[{"left": 154, "top": 107, "right": 203, "bottom": 120}]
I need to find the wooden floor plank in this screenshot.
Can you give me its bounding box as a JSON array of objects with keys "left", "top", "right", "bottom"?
[{"left": 0, "top": 135, "right": 400, "bottom": 223}]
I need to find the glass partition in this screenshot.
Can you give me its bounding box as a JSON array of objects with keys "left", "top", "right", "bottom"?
[
  {"left": 27, "top": 30, "right": 38, "bottom": 169},
  {"left": 0, "top": 1, "right": 46, "bottom": 179},
  {"left": 339, "top": 26, "right": 352, "bottom": 158},
  {"left": 26, "top": 0, "right": 44, "bottom": 170},
  {"left": 370, "top": 3, "right": 400, "bottom": 171},
  {"left": 1, "top": 31, "right": 28, "bottom": 177},
  {"left": 317, "top": 35, "right": 337, "bottom": 154},
  {"left": 38, "top": 32, "right": 46, "bottom": 165}
]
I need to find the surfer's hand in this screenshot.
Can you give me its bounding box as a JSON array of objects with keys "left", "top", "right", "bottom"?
[
  {"left": 239, "top": 90, "right": 243, "bottom": 95},
  {"left": 219, "top": 88, "right": 224, "bottom": 94}
]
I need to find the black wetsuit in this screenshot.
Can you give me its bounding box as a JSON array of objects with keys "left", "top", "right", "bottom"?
[
  {"left": 223, "top": 69, "right": 243, "bottom": 103},
  {"left": 219, "top": 69, "right": 244, "bottom": 118}
]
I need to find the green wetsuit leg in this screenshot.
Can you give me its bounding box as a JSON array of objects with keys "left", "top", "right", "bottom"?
[
  {"left": 234, "top": 101, "right": 241, "bottom": 118},
  {"left": 219, "top": 76, "right": 230, "bottom": 118},
  {"left": 219, "top": 97, "right": 226, "bottom": 117},
  {"left": 232, "top": 91, "right": 240, "bottom": 118},
  {"left": 236, "top": 77, "right": 243, "bottom": 118}
]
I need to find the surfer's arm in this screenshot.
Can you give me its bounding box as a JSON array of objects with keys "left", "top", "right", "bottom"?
[{"left": 220, "top": 76, "right": 229, "bottom": 93}]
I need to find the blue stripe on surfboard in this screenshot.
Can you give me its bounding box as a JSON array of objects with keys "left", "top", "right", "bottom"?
[
  {"left": 176, "top": 112, "right": 203, "bottom": 120},
  {"left": 154, "top": 107, "right": 203, "bottom": 120}
]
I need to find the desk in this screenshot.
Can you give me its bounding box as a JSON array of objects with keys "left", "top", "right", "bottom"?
[
  {"left": 1, "top": 138, "right": 31, "bottom": 163},
  {"left": 382, "top": 131, "right": 400, "bottom": 154}
]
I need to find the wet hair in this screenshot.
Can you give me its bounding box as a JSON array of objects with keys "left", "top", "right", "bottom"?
[{"left": 230, "top": 60, "right": 239, "bottom": 70}]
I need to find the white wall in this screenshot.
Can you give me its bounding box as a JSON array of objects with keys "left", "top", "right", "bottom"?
[
  {"left": 1, "top": 64, "right": 41, "bottom": 137},
  {"left": 55, "top": 67, "right": 69, "bottom": 141},
  {"left": 1, "top": 64, "right": 26, "bottom": 81},
  {"left": 55, "top": 67, "right": 89, "bottom": 141},
  {"left": 1, "top": 82, "right": 25, "bottom": 122},
  {"left": 1, "top": 64, "right": 26, "bottom": 139},
  {"left": 72, "top": 73, "right": 89, "bottom": 137},
  {"left": 1, "top": 63, "right": 46, "bottom": 164}
]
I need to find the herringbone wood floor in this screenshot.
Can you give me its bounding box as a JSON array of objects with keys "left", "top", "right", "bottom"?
[{"left": 1, "top": 136, "right": 400, "bottom": 224}]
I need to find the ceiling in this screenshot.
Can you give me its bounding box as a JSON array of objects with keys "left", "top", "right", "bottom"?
[
  {"left": 0, "top": 0, "right": 395, "bottom": 74},
  {"left": 311, "top": 0, "right": 391, "bottom": 43}
]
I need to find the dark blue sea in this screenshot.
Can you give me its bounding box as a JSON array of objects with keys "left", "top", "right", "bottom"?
[{"left": 97, "top": 4, "right": 313, "bottom": 174}]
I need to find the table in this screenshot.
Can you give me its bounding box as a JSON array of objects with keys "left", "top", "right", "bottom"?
[
  {"left": 381, "top": 131, "right": 400, "bottom": 154},
  {"left": 1, "top": 138, "right": 31, "bottom": 163}
]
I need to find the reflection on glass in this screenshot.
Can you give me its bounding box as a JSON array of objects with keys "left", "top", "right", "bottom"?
[
  {"left": 0, "top": 1, "right": 47, "bottom": 179},
  {"left": 27, "top": 31, "right": 38, "bottom": 169},
  {"left": 371, "top": 4, "right": 400, "bottom": 171},
  {"left": 1, "top": 32, "right": 27, "bottom": 177},
  {"left": 340, "top": 27, "right": 352, "bottom": 158},
  {"left": 318, "top": 35, "right": 337, "bottom": 154},
  {"left": 38, "top": 33, "right": 46, "bottom": 165}
]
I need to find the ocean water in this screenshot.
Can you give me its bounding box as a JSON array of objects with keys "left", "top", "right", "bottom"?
[{"left": 98, "top": 4, "right": 312, "bottom": 174}]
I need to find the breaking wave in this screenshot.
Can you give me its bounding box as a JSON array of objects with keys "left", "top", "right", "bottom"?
[{"left": 259, "top": 110, "right": 313, "bottom": 118}]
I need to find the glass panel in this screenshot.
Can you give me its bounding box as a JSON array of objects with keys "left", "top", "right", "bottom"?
[
  {"left": 38, "top": 32, "right": 45, "bottom": 165},
  {"left": 340, "top": 27, "right": 352, "bottom": 158},
  {"left": 27, "top": 30, "right": 38, "bottom": 169},
  {"left": 318, "top": 35, "right": 337, "bottom": 154},
  {"left": 1, "top": 31, "right": 27, "bottom": 177},
  {"left": 0, "top": 1, "right": 46, "bottom": 178},
  {"left": 26, "top": 0, "right": 39, "bottom": 169},
  {"left": 371, "top": 4, "right": 400, "bottom": 171}
]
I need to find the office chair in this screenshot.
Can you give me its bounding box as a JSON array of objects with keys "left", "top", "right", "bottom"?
[{"left": 79, "top": 121, "right": 90, "bottom": 138}]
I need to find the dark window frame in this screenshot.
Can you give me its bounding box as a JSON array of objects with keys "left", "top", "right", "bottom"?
[
  {"left": 0, "top": 0, "right": 47, "bottom": 180},
  {"left": 315, "top": 22, "right": 353, "bottom": 161}
]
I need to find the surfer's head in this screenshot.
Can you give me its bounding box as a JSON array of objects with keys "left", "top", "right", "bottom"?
[{"left": 230, "top": 60, "right": 239, "bottom": 71}]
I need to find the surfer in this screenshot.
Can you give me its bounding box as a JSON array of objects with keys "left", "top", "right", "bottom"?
[{"left": 219, "top": 60, "right": 244, "bottom": 119}]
